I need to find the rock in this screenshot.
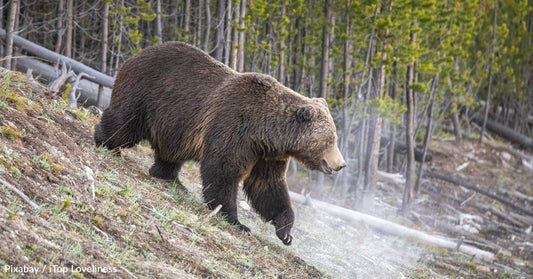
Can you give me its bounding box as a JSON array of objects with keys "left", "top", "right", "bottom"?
[
  {"left": 239, "top": 200, "right": 251, "bottom": 211},
  {"left": 501, "top": 152, "right": 511, "bottom": 161}
]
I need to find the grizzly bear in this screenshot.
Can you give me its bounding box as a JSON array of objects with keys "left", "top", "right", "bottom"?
[{"left": 94, "top": 42, "right": 345, "bottom": 245}]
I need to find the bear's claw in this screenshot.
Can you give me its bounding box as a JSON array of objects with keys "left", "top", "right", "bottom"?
[
  {"left": 238, "top": 223, "right": 251, "bottom": 234},
  {"left": 278, "top": 233, "right": 293, "bottom": 245}
]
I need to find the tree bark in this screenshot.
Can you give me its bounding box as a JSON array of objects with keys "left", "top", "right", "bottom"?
[
  {"left": 0, "top": 28, "right": 115, "bottom": 88},
  {"left": 156, "top": 0, "right": 163, "bottom": 44},
  {"left": 184, "top": 0, "right": 191, "bottom": 41},
  {"left": 278, "top": 0, "right": 286, "bottom": 84},
  {"left": 471, "top": 113, "right": 533, "bottom": 150},
  {"left": 231, "top": 0, "right": 241, "bottom": 70},
  {"left": 203, "top": 0, "right": 211, "bottom": 52},
  {"left": 97, "top": 1, "right": 109, "bottom": 109},
  {"left": 480, "top": 0, "right": 498, "bottom": 144},
  {"left": 65, "top": 0, "right": 74, "bottom": 58},
  {"left": 387, "top": 61, "right": 398, "bottom": 172},
  {"left": 425, "top": 171, "right": 533, "bottom": 217},
  {"left": 289, "top": 191, "right": 494, "bottom": 261},
  {"left": 340, "top": 0, "right": 351, "bottom": 193},
  {"left": 237, "top": 0, "right": 246, "bottom": 72},
  {"left": 414, "top": 73, "right": 439, "bottom": 193},
  {"left": 223, "top": 0, "right": 232, "bottom": 65},
  {"left": 319, "top": 0, "right": 331, "bottom": 99},
  {"left": 214, "top": 0, "right": 225, "bottom": 61},
  {"left": 402, "top": 27, "right": 417, "bottom": 212},
  {"left": 55, "top": 0, "right": 65, "bottom": 53},
  {"left": 4, "top": 0, "right": 19, "bottom": 70}
]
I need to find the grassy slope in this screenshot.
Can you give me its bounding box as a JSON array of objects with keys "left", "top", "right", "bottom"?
[
  {"left": 0, "top": 69, "right": 323, "bottom": 279},
  {"left": 1, "top": 68, "right": 531, "bottom": 279}
]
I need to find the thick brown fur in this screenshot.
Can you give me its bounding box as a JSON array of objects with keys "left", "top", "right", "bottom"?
[{"left": 94, "top": 42, "right": 343, "bottom": 245}]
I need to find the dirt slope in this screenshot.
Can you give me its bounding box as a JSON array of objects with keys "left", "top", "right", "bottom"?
[
  {"left": 0, "top": 68, "right": 323, "bottom": 278},
  {"left": 1, "top": 68, "right": 531, "bottom": 279}
]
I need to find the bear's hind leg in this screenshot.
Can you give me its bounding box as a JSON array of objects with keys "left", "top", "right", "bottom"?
[
  {"left": 149, "top": 156, "right": 186, "bottom": 189},
  {"left": 243, "top": 159, "right": 294, "bottom": 245},
  {"left": 95, "top": 108, "right": 145, "bottom": 151},
  {"left": 200, "top": 163, "right": 250, "bottom": 232}
]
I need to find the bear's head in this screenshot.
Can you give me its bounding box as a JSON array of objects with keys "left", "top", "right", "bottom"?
[{"left": 291, "top": 98, "right": 346, "bottom": 174}]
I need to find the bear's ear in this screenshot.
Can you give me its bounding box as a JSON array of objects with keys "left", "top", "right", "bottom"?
[{"left": 296, "top": 105, "right": 315, "bottom": 123}]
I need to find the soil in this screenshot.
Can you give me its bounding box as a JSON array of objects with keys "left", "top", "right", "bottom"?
[{"left": 0, "top": 67, "right": 531, "bottom": 278}]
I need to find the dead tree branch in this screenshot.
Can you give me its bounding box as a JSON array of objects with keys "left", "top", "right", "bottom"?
[
  {"left": 425, "top": 171, "right": 533, "bottom": 217},
  {"left": 0, "top": 178, "right": 40, "bottom": 209}
]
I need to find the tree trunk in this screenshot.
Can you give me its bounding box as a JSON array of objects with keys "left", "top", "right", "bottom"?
[
  {"left": 237, "top": 0, "right": 246, "bottom": 72},
  {"left": 97, "top": 1, "right": 109, "bottom": 109},
  {"left": 340, "top": 0, "right": 351, "bottom": 193},
  {"left": 203, "top": 0, "right": 211, "bottom": 52},
  {"left": 4, "top": 0, "right": 19, "bottom": 70},
  {"left": 197, "top": 0, "right": 203, "bottom": 47},
  {"left": 156, "top": 0, "right": 163, "bottom": 44},
  {"left": 214, "top": 0, "right": 225, "bottom": 61},
  {"left": 387, "top": 61, "right": 398, "bottom": 172},
  {"left": 402, "top": 27, "right": 417, "bottom": 212},
  {"left": 414, "top": 73, "right": 439, "bottom": 194},
  {"left": 289, "top": 191, "right": 494, "bottom": 261},
  {"left": 231, "top": 0, "right": 241, "bottom": 70},
  {"left": 278, "top": 0, "right": 286, "bottom": 84},
  {"left": 65, "top": 0, "right": 74, "bottom": 58},
  {"left": 480, "top": 0, "right": 498, "bottom": 144},
  {"left": 471, "top": 113, "right": 533, "bottom": 150},
  {"left": 0, "top": 28, "right": 115, "bottom": 87},
  {"left": 319, "top": 0, "right": 331, "bottom": 99},
  {"left": 451, "top": 108, "right": 463, "bottom": 144},
  {"left": 223, "top": 0, "right": 232, "bottom": 65},
  {"left": 55, "top": 0, "right": 65, "bottom": 53},
  {"left": 184, "top": 0, "right": 191, "bottom": 41}
]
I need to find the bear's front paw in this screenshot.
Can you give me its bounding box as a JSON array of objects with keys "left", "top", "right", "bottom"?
[
  {"left": 276, "top": 231, "right": 293, "bottom": 245},
  {"left": 273, "top": 210, "right": 295, "bottom": 246}
]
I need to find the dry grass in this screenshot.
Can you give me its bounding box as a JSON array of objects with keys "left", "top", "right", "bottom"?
[{"left": 0, "top": 68, "right": 323, "bottom": 279}]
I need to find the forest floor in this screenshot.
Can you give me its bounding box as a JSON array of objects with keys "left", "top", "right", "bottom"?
[{"left": 0, "top": 68, "right": 531, "bottom": 278}]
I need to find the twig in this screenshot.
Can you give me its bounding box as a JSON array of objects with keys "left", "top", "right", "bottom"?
[
  {"left": 154, "top": 224, "right": 167, "bottom": 244},
  {"left": 120, "top": 266, "right": 138, "bottom": 279},
  {"left": 92, "top": 225, "right": 109, "bottom": 240},
  {"left": 206, "top": 204, "right": 222, "bottom": 219},
  {"left": 0, "top": 178, "right": 40, "bottom": 209},
  {"left": 460, "top": 193, "right": 477, "bottom": 207}
]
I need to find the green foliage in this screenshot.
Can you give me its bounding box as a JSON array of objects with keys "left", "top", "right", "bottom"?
[
  {"left": 61, "top": 83, "right": 72, "bottom": 103},
  {"left": 370, "top": 95, "right": 407, "bottom": 125}
]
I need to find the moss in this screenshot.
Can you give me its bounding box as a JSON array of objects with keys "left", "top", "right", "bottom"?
[
  {"left": 62, "top": 83, "right": 72, "bottom": 103},
  {"left": 51, "top": 163, "right": 65, "bottom": 174},
  {"left": 0, "top": 125, "right": 22, "bottom": 141},
  {"left": 91, "top": 215, "right": 104, "bottom": 226},
  {"left": 1, "top": 91, "right": 28, "bottom": 112}
]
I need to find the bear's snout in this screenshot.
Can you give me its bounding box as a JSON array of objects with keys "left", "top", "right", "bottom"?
[{"left": 322, "top": 143, "right": 346, "bottom": 174}]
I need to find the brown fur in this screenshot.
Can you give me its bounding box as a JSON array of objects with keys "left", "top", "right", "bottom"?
[{"left": 94, "top": 42, "right": 344, "bottom": 245}]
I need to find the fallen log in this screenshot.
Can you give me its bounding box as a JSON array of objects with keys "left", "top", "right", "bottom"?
[
  {"left": 424, "top": 171, "right": 533, "bottom": 217},
  {"left": 15, "top": 57, "right": 111, "bottom": 107},
  {"left": 289, "top": 191, "right": 495, "bottom": 261},
  {"left": 471, "top": 113, "right": 533, "bottom": 150},
  {"left": 0, "top": 28, "right": 115, "bottom": 88},
  {"left": 380, "top": 136, "right": 432, "bottom": 162}
]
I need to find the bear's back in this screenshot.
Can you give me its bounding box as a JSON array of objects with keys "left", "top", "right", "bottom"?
[{"left": 111, "top": 42, "right": 235, "bottom": 104}]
